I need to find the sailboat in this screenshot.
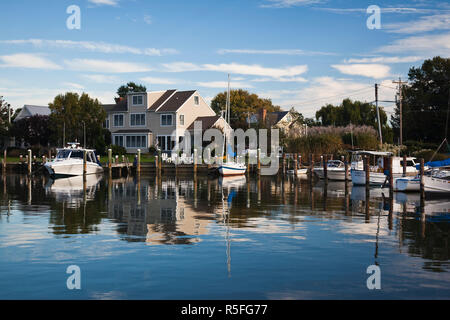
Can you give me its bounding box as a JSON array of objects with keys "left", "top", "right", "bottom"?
[{"left": 218, "top": 75, "right": 246, "bottom": 176}]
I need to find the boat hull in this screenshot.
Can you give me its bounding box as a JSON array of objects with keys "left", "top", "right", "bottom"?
[
  {"left": 219, "top": 164, "right": 246, "bottom": 176},
  {"left": 327, "top": 169, "right": 350, "bottom": 181},
  {"left": 423, "top": 176, "right": 450, "bottom": 193},
  {"left": 394, "top": 177, "right": 421, "bottom": 192},
  {"left": 351, "top": 170, "right": 387, "bottom": 186},
  {"left": 45, "top": 161, "right": 103, "bottom": 178}
]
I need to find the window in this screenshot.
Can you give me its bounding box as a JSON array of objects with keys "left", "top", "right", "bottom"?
[
  {"left": 194, "top": 96, "right": 199, "bottom": 105},
  {"left": 132, "top": 95, "right": 144, "bottom": 105},
  {"left": 179, "top": 114, "right": 184, "bottom": 126},
  {"left": 157, "top": 135, "right": 175, "bottom": 151},
  {"left": 70, "top": 151, "right": 84, "bottom": 159},
  {"left": 130, "top": 113, "right": 146, "bottom": 126},
  {"left": 114, "top": 136, "right": 124, "bottom": 147},
  {"left": 126, "top": 135, "right": 147, "bottom": 148},
  {"left": 113, "top": 114, "right": 124, "bottom": 127},
  {"left": 103, "top": 118, "right": 110, "bottom": 129},
  {"left": 161, "top": 114, "right": 173, "bottom": 126}
]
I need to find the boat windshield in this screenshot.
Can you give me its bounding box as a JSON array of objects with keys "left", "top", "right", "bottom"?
[
  {"left": 56, "top": 150, "right": 71, "bottom": 159},
  {"left": 70, "top": 150, "right": 84, "bottom": 159}
]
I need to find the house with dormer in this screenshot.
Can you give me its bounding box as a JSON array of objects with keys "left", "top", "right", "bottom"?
[{"left": 102, "top": 90, "right": 221, "bottom": 153}]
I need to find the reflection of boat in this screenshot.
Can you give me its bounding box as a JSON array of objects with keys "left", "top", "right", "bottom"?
[
  {"left": 219, "top": 175, "right": 247, "bottom": 189},
  {"left": 45, "top": 174, "right": 103, "bottom": 205},
  {"left": 423, "top": 169, "right": 450, "bottom": 193},
  {"left": 44, "top": 143, "right": 103, "bottom": 178},
  {"left": 287, "top": 168, "right": 308, "bottom": 176},
  {"left": 350, "top": 185, "right": 389, "bottom": 201}
]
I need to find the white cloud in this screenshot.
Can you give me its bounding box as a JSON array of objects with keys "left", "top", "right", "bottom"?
[
  {"left": 251, "top": 76, "right": 308, "bottom": 82},
  {"left": 65, "top": 59, "right": 152, "bottom": 73},
  {"left": 88, "top": 0, "right": 119, "bottom": 6},
  {"left": 261, "top": 0, "right": 324, "bottom": 8},
  {"left": 384, "top": 13, "right": 450, "bottom": 33},
  {"left": 144, "top": 15, "right": 152, "bottom": 25},
  {"left": 344, "top": 56, "right": 422, "bottom": 64},
  {"left": 81, "top": 74, "right": 120, "bottom": 83},
  {"left": 331, "top": 64, "right": 391, "bottom": 79},
  {"left": 218, "top": 49, "right": 333, "bottom": 56},
  {"left": 0, "top": 39, "right": 178, "bottom": 56},
  {"left": 63, "top": 82, "right": 85, "bottom": 90},
  {"left": 0, "top": 53, "right": 61, "bottom": 70},
  {"left": 161, "top": 62, "right": 308, "bottom": 79},
  {"left": 140, "top": 77, "right": 179, "bottom": 85},
  {"left": 378, "top": 33, "right": 450, "bottom": 56},
  {"left": 196, "top": 81, "right": 254, "bottom": 89},
  {"left": 317, "top": 7, "right": 440, "bottom": 15}
]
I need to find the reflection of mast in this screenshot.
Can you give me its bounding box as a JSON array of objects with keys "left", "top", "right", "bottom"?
[
  {"left": 374, "top": 206, "right": 381, "bottom": 263},
  {"left": 221, "top": 185, "right": 231, "bottom": 277}
]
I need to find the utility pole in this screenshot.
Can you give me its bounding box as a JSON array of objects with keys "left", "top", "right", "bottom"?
[
  {"left": 7, "top": 104, "right": 11, "bottom": 123},
  {"left": 393, "top": 78, "right": 408, "bottom": 146},
  {"left": 375, "top": 84, "right": 383, "bottom": 147}
]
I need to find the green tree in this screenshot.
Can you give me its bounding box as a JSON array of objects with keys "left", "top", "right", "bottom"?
[
  {"left": 11, "top": 115, "right": 53, "bottom": 148},
  {"left": 117, "top": 82, "right": 147, "bottom": 98},
  {"left": 391, "top": 56, "right": 450, "bottom": 144},
  {"left": 210, "top": 89, "right": 281, "bottom": 128},
  {"left": 49, "top": 92, "right": 108, "bottom": 152}
]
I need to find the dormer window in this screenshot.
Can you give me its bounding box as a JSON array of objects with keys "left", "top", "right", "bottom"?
[
  {"left": 132, "top": 95, "right": 144, "bottom": 106},
  {"left": 194, "top": 96, "right": 199, "bottom": 105}
]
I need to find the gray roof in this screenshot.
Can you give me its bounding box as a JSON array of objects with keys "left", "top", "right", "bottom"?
[
  {"left": 14, "top": 105, "right": 51, "bottom": 121},
  {"left": 102, "top": 99, "right": 127, "bottom": 113},
  {"left": 156, "top": 90, "right": 196, "bottom": 112}
]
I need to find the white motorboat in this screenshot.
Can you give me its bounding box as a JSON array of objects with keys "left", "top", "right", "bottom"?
[
  {"left": 394, "top": 176, "right": 421, "bottom": 192},
  {"left": 423, "top": 169, "right": 450, "bottom": 193},
  {"left": 44, "top": 143, "right": 103, "bottom": 178},
  {"left": 287, "top": 168, "right": 308, "bottom": 176},
  {"left": 350, "top": 151, "right": 418, "bottom": 186},
  {"left": 314, "top": 160, "right": 350, "bottom": 181}
]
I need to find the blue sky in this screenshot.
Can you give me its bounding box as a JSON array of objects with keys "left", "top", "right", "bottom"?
[{"left": 0, "top": 0, "right": 449, "bottom": 117}]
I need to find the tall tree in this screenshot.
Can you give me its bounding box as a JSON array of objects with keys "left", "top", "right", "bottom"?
[
  {"left": 391, "top": 56, "right": 450, "bottom": 144},
  {"left": 11, "top": 115, "right": 53, "bottom": 147},
  {"left": 116, "top": 82, "right": 147, "bottom": 98},
  {"left": 49, "top": 92, "right": 108, "bottom": 152},
  {"left": 210, "top": 89, "right": 281, "bottom": 128}
]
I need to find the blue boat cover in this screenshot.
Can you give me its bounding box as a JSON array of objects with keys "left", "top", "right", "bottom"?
[{"left": 416, "top": 158, "right": 450, "bottom": 169}]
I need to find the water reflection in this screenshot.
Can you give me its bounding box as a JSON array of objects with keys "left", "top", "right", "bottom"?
[{"left": 0, "top": 173, "right": 449, "bottom": 299}]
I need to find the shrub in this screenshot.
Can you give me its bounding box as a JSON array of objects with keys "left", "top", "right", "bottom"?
[{"left": 107, "top": 145, "right": 127, "bottom": 156}]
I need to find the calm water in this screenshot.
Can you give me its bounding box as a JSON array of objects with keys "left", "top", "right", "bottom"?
[{"left": 0, "top": 173, "right": 449, "bottom": 300}]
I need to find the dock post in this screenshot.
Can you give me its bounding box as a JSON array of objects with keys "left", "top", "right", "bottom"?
[
  {"left": 48, "top": 149, "right": 51, "bottom": 161},
  {"left": 343, "top": 156, "right": 349, "bottom": 181},
  {"left": 155, "top": 155, "right": 159, "bottom": 176},
  {"left": 158, "top": 150, "right": 162, "bottom": 174},
  {"left": 27, "top": 149, "right": 32, "bottom": 175},
  {"left": 294, "top": 153, "right": 298, "bottom": 176},
  {"left": 282, "top": 153, "right": 286, "bottom": 176},
  {"left": 137, "top": 149, "right": 141, "bottom": 176},
  {"left": 108, "top": 149, "right": 112, "bottom": 176},
  {"left": 389, "top": 157, "right": 394, "bottom": 195},
  {"left": 309, "top": 153, "right": 314, "bottom": 182},
  {"left": 247, "top": 150, "right": 250, "bottom": 175},
  {"left": 2, "top": 149, "right": 6, "bottom": 173},
  {"left": 364, "top": 156, "right": 370, "bottom": 188},
  {"left": 257, "top": 148, "right": 261, "bottom": 175},
  {"left": 83, "top": 150, "right": 87, "bottom": 179},
  {"left": 193, "top": 148, "right": 198, "bottom": 177},
  {"left": 403, "top": 155, "right": 407, "bottom": 177},
  {"left": 323, "top": 154, "right": 328, "bottom": 180},
  {"left": 420, "top": 158, "right": 425, "bottom": 195}
]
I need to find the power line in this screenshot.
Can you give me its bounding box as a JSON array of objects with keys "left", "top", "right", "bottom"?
[{"left": 295, "top": 86, "right": 374, "bottom": 106}]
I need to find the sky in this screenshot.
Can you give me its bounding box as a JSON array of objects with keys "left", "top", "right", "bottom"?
[{"left": 0, "top": 0, "right": 449, "bottom": 118}]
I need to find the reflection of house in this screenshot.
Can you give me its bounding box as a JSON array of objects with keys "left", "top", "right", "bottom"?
[
  {"left": 247, "top": 109, "right": 305, "bottom": 136},
  {"left": 106, "top": 178, "right": 212, "bottom": 245},
  {"left": 102, "top": 90, "right": 218, "bottom": 153}
]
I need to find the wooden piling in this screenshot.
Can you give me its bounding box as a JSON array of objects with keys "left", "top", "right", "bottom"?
[
  {"left": 282, "top": 153, "right": 286, "bottom": 175},
  {"left": 257, "top": 148, "right": 261, "bottom": 175},
  {"left": 294, "top": 153, "right": 298, "bottom": 176},
  {"left": 403, "top": 154, "right": 407, "bottom": 177},
  {"left": 108, "top": 149, "right": 112, "bottom": 176},
  {"left": 137, "top": 149, "right": 141, "bottom": 176},
  {"left": 193, "top": 149, "right": 198, "bottom": 176},
  {"left": 2, "top": 149, "right": 6, "bottom": 173},
  {"left": 298, "top": 155, "right": 302, "bottom": 168},
  {"left": 344, "top": 156, "right": 349, "bottom": 181},
  {"left": 155, "top": 155, "right": 159, "bottom": 176},
  {"left": 27, "top": 149, "right": 32, "bottom": 175},
  {"left": 323, "top": 154, "right": 328, "bottom": 180},
  {"left": 420, "top": 158, "right": 425, "bottom": 195},
  {"left": 364, "top": 156, "right": 370, "bottom": 188},
  {"left": 309, "top": 153, "right": 314, "bottom": 181},
  {"left": 83, "top": 150, "right": 87, "bottom": 179},
  {"left": 389, "top": 156, "right": 394, "bottom": 195}
]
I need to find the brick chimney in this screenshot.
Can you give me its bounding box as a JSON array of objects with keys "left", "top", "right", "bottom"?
[{"left": 259, "top": 108, "right": 267, "bottom": 124}]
